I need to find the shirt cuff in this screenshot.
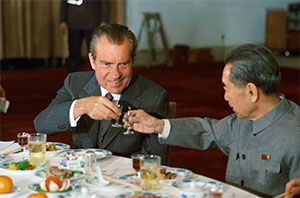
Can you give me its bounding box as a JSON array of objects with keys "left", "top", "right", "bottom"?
[
  {"left": 69, "top": 100, "right": 81, "bottom": 127},
  {"left": 158, "top": 119, "right": 170, "bottom": 139}
]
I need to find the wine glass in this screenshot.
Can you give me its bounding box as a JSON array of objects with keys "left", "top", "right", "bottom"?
[
  {"left": 111, "top": 104, "right": 123, "bottom": 128},
  {"left": 17, "top": 132, "right": 29, "bottom": 159},
  {"left": 124, "top": 106, "right": 134, "bottom": 135},
  {"left": 131, "top": 153, "right": 144, "bottom": 182}
]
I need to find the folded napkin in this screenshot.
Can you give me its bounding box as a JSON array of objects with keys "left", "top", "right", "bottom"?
[{"left": 0, "top": 141, "right": 21, "bottom": 155}]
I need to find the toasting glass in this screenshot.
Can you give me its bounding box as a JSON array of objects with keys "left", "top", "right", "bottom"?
[{"left": 124, "top": 106, "right": 134, "bottom": 135}]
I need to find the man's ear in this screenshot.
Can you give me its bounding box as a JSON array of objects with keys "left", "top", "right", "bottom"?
[
  {"left": 246, "top": 82, "right": 259, "bottom": 102},
  {"left": 88, "top": 53, "right": 96, "bottom": 70}
]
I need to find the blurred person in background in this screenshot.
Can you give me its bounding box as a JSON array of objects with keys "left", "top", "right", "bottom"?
[{"left": 60, "top": 0, "right": 110, "bottom": 73}]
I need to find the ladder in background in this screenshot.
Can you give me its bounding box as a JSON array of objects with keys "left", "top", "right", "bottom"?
[{"left": 137, "top": 13, "right": 171, "bottom": 66}]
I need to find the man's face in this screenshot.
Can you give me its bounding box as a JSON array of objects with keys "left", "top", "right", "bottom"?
[
  {"left": 222, "top": 63, "right": 254, "bottom": 119},
  {"left": 89, "top": 35, "right": 133, "bottom": 94}
]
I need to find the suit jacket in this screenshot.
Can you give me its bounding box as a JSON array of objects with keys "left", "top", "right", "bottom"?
[
  {"left": 60, "top": 0, "right": 110, "bottom": 30},
  {"left": 160, "top": 95, "right": 300, "bottom": 196},
  {"left": 34, "top": 71, "right": 170, "bottom": 164}
]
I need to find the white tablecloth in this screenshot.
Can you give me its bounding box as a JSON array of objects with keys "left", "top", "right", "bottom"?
[{"left": 0, "top": 144, "right": 260, "bottom": 198}]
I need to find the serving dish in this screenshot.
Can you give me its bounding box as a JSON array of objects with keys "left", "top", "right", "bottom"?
[
  {"left": 0, "top": 160, "right": 46, "bottom": 174},
  {"left": 28, "top": 183, "right": 81, "bottom": 197},
  {"left": 160, "top": 166, "right": 193, "bottom": 184},
  {"left": 46, "top": 142, "right": 70, "bottom": 156},
  {"left": 66, "top": 148, "right": 112, "bottom": 159},
  {"left": 115, "top": 191, "right": 169, "bottom": 198}
]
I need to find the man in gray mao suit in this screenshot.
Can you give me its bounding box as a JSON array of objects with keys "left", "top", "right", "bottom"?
[
  {"left": 34, "top": 24, "right": 170, "bottom": 164},
  {"left": 125, "top": 44, "right": 300, "bottom": 196}
]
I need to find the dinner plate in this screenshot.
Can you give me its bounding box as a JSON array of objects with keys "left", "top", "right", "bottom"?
[
  {"left": 35, "top": 167, "right": 84, "bottom": 181},
  {"left": 67, "top": 148, "right": 112, "bottom": 159},
  {"left": 46, "top": 142, "right": 70, "bottom": 156},
  {"left": 172, "top": 178, "right": 223, "bottom": 197},
  {"left": 0, "top": 154, "right": 7, "bottom": 163},
  {"left": 28, "top": 183, "right": 81, "bottom": 197},
  {"left": 0, "top": 160, "right": 46, "bottom": 174},
  {"left": 115, "top": 191, "right": 169, "bottom": 198},
  {"left": 160, "top": 166, "right": 193, "bottom": 184},
  {"left": 0, "top": 186, "right": 21, "bottom": 198}
]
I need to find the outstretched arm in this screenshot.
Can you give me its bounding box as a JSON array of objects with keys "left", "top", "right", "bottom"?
[{"left": 123, "top": 109, "right": 165, "bottom": 134}]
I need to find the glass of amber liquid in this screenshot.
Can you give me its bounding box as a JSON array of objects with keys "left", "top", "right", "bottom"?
[
  {"left": 17, "top": 132, "right": 29, "bottom": 159},
  {"left": 28, "top": 133, "right": 47, "bottom": 163},
  {"left": 140, "top": 155, "right": 161, "bottom": 190},
  {"left": 131, "top": 154, "right": 144, "bottom": 181}
]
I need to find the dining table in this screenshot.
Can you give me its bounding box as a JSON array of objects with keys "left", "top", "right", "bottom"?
[{"left": 0, "top": 141, "right": 261, "bottom": 198}]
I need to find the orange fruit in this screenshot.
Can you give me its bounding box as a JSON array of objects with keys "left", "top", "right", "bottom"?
[
  {"left": 27, "top": 192, "right": 48, "bottom": 198},
  {"left": 0, "top": 175, "right": 13, "bottom": 194}
]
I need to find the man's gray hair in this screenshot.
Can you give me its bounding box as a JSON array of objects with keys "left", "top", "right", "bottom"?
[{"left": 225, "top": 44, "right": 281, "bottom": 95}]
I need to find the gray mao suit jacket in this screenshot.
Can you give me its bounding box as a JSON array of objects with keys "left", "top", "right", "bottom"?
[{"left": 34, "top": 71, "right": 170, "bottom": 164}]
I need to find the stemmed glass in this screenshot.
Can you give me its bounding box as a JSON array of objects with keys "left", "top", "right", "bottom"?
[
  {"left": 111, "top": 104, "right": 123, "bottom": 128},
  {"left": 131, "top": 154, "right": 144, "bottom": 182},
  {"left": 124, "top": 106, "right": 134, "bottom": 135},
  {"left": 17, "top": 132, "right": 29, "bottom": 159}
]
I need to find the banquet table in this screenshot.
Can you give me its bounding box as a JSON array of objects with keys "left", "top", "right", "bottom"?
[{"left": 0, "top": 143, "right": 261, "bottom": 198}]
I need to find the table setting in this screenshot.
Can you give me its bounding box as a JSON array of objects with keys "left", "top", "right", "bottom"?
[{"left": 0, "top": 134, "right": 261, "bottom": 198}]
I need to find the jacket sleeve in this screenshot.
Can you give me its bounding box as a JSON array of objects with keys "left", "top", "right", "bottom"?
[{"left": 34, "top": 74, "right": 75, "bottom": 135}]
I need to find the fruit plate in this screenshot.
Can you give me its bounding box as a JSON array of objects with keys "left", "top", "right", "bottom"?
[
  {"left": 0, "top": 186, "right": 21, "bottom": 198},
  {"left": 0, "top": 160, "right": 46, "bottom": 174},
  {"left": 115, "top": 191, "right": 169, "bottom": 198},
  {"left": 46, "top": 142, "right": 70, "bottom": 157},
  {"left": 28, "top": 183, "right": 81, "bottom": 197},
  {"left": 35, "top": 167, "right": 84, "bottom": 181},
  {"left": 160, "top": 166, "right": 193, "bottom": 184},
  {"left": 66, "top": 148, "right": 112, "bottom": 159}
]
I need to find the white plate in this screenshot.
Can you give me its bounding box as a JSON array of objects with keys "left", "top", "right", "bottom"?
[
  {"left": 0, "top": 160, "right": 46, "bottom": 174},
  {"left": 0, "top": 186, "right": 21, "bottom": 198},
  {"left": 46, "top": 142, "right": 70, "bottom": 156},
  {"left": 172, "top": 178, "right": 223, "bottom": 198},
  {"left": 115, "top": 191, "right": 169, "bottom": 198},
  {"left": 28, "top": 183, "right": 81, "bottom": 197},
  {"left": 35, "top": 167, "right": 84, "bottom": 181},
  {"left": 0, "top": 154, "right": 7, "bottom": 163},
  {"left": 67, "top": 148, "right": 112, "bottom": 159},
  {"left": 160, "top": 166, "right": 193, "bottom": 183}
]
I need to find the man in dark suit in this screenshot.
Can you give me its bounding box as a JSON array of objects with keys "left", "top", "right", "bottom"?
[
  {"left": 60, "top": 0, "right": 110, "bottom": 73},
  {"left": 34, "top": 24, "right": 170, "bottom": 164}
]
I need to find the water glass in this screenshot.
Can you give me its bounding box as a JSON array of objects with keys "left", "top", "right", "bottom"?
[
  {"left": 140, "top": 155, "right": 161, "bottom": 190},
  {"left": 28, "top": 133, "right": 47, "bottom": 163}
]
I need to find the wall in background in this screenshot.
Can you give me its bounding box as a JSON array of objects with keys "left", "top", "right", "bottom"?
[{"left": 126, "top": 0, "right": 298, "bottom": 50}]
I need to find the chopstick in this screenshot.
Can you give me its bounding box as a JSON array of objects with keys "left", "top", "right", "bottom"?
[
  {"left": 3, "top": 147, "right": 23, "bottom": 156},
  {"left": 119, "top": 171, "right": 136, "bottom": 177},
  {"left": 90, "top": 171, "right": 143, "bottom": 191},
  {"left": 273, "top": 191, "right": 294, "bottom": 198}
]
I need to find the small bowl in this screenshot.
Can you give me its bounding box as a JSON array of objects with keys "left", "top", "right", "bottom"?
[{"left": 172, "top": 179, "right": 208, "bottom": 198}]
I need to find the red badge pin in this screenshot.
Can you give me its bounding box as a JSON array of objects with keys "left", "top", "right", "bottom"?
[{"left": 261, "top": 154, "right": 271, "bottom": 160}]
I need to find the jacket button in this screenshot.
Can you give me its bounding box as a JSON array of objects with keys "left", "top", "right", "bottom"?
[
  {"left": 242, "top": 154, "right": 246, "bottom": 160},
  {"left": 241, "top": 180, "right": 244, "bottom": 186}
]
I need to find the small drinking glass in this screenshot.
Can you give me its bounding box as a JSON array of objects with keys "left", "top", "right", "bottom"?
[
  {"left": 131, "top": 154, "right": 144, "bottom": 181},
  {"left": 111, "top": 104, "right": 123, "bottom": 128},
  {"left": 28, "top": 133, "right": 47, "bottom": 163},
  {"left": 124, "top": 106, "right": 134, "bottom": 135},
  {"left": 17, "top": 132, "right": 29, "bottom": 159}
]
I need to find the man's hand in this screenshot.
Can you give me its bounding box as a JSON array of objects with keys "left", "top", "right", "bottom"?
[
  {"left": 285, "top": 178, "right": 300, "bottom": 197},
  {"left": 74, "top": 96, "right": 121, "bottom": 120},
  {"left": 123, "top": 109, "right": 164, "bottom": 134}
]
